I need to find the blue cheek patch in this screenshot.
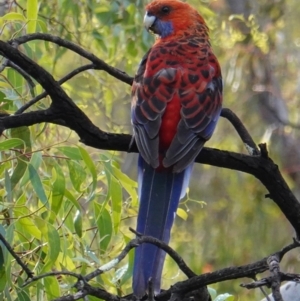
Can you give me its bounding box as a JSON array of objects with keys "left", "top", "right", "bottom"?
[{"left": 156, "top": 20, "right": 174, "bottom": 38}]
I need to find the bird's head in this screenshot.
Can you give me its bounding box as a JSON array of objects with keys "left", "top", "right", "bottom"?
[{"left": 144, "top": 0, "right": 207, "bottom": 38}]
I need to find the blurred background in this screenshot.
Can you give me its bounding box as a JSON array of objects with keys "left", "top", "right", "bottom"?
[{"left": 0, "top": 0, "right": 299, "bottom": 300}]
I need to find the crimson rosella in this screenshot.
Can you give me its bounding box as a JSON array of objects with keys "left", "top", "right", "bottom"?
[{"left": 131, "top": 0, "right": 223, "bottom": 297}]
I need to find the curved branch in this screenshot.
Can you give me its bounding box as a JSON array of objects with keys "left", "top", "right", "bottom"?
[
  {"left": 7, "top": 60, "right": 36, "bottom": 97},
  {"left": 15, "top": 63, "right": 96, "bottom": 114},
  {"left": 131, "top": 228, "right": 196, "bottom": 278},
  {"left": 242, "top": 273, "right": 300, "bottom": 289},
  {"left": 221, "top": 108, "right": 260, "bottom": 155},
  {"left": 52, "top": 282, "right": 124, "bottom": 301},
  {"left": 22, "top": 271, "right": 81, "bottom": 287},
  {"left": 157, "top": 240, "right": 300, "bottom": 301},
  {"left": 0, "top": 232, "right": 33, "bottom": 279},
  {"left": 10, "top": 33, "right": 133, "bottom": 85},
  {"left": 84, "top": 230, "right": 195, "bottom": 283}
]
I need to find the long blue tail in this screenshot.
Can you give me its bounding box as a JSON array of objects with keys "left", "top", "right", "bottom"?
[{"left": 133, "top": 156, "right": 192, "bottom": 297}]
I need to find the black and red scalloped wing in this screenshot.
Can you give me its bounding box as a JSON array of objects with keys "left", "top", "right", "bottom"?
[{"left": 131, "top": 36, "right": 222, "bottom": 171}]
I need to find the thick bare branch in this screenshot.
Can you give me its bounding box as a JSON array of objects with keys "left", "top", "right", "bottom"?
[{"left": 157, "top": 240, "right": 300, "bottom": 301}]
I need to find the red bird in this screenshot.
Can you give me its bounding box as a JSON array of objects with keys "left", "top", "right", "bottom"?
[{"left": 131, "top": 0, "right": 222, "bottom": 297}]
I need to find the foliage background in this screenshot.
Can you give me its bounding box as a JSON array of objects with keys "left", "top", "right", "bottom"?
[{"left": 0, "top": 0, "right": 299, "bottom": 300}]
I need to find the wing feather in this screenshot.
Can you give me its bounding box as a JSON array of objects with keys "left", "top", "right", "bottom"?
[{"left": 131, "top": 36, "right": 222, "bottom": 171}]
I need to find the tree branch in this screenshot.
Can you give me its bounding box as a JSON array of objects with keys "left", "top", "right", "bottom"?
[
  {"left": 15, "top": 63, "right": 96, "bottom": 114},
  {"left": 10, "top": 33, "right": 133, "bottom": 85},
  {"left": 157, "top": 240, "right": 300, "bottom": 301},
  {"left": 0, "top": 232, "right": 33, "bottom": 279},
  {"left": 221, "top": 108, "right": 260, "bottom": 155},
  {"left": 267, "top": 255, "right": 283, "bottom": 301}
]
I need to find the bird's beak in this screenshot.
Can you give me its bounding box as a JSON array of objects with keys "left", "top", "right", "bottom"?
[{"left": 144, "top": 12, "right": 156, "bottom": 31}]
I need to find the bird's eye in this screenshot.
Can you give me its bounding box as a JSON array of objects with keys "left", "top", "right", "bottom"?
[{"left": 161, "top": 6, "right": 170, "bottom": 14}]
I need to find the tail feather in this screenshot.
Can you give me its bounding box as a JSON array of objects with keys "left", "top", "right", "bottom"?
[{"left": 133, "top": 156, "right": 192, "bottom": 297}]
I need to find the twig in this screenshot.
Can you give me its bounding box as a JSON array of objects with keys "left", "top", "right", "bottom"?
[
  {"left": 84, "top": 237, "right": 139, "bottom": 282},
  {"left": 254, "top": 275, "right": 271, "bottom": 301},
  {"left": 0, "top": 232, "right": 34, "bottom": 279},
  {"left": 0, "top": 57, "right": 8, "bottom": 72},
  {"left": 279, "top": 237, "right": 300, "bottom": 259},
  {"left": 84, "top": 229, "right": 195, "bottom": 283},
  {"left": 6, "top": 60, "right": 35, "bottom": 97},
  {"left": 221, "top": 108, "right": 260, "bottom": 155},
  {"left": 52, "top": 282, "right": 125, "bottom": 301},
  {"left": 241, "top": 273, "right": 300, "bottom": 289},
  {"left": 148, "top": 278, "right": 155, "bottom": 301},
  {"left": 22, "top": 271, "right": 82, "bottom": 287},
  {"left": 130, "top": 228, "right": 196, "bottom": 278},
  {"left": 267, "top": 255, "right": 283, "bottom": 301},
  {"left": 241, "top": 239, "right": 300, "bottom": 291},
  {"left": 9, "top": 33, "right": 133, "bottom": 85},
  {"left": 156, "top": 240, "right": 300, "bottom": 301},
  {"left": 15, "top": 63, "right": 96, "bottom": 114}
]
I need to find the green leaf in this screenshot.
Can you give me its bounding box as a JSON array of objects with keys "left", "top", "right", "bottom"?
[
  {"left": 112, "top": 264, "right": 128, "bottom": 283},
  {"left": 10, "top": 158, "right": 27, "bottom": 190},
  {"left": 0, "top": 229, "right": 5, "bottom": 270},
  {"left": 66, "top": 160, "right": 86, "bottom": 192},
  {"left": 15, "top": 216, "right": 42, "bottom": 240},
  {"left": 92, "top": 30, "right": 108, "bottom": 51},
  {"left": 120, "top": 234, "right": 134, "bottom": 284},
  {"left": 57, "top": 146, "right": 82, "bottom": 160},
  {"left": 37, "top": 19, "right": 47, "bottom": 33},
  {"left": 10, "top": 127, "right": 31, "bottom": 189},
  {"left": 30, "top": 151, "right": 43, "bottom": 168},
  {"left": 0, "top": 265, "right": 7, "bottom": 291},
  {"left": 94, "top": 203, "right": 112, "bottom": 254},
  {"left": 1, "top": 12, "right": 26, "bottom": 21},
  {"left": 214, "top": 293, "right": 234, "bottom": 301},
  {"left": 0, "top": 138, "right": 24, "bottom": 151},
  {"left": 50, "top": 163, "right": 65, "bottom": 220},
  {"left": 20, "top": 152, "right": 42, "bottom": 187},
  {"left": 11, "top": 127, "right": 31, "bottom": 150},
  {"left": 208, "top": 287, "right": 217, "bottom": 300},
  {"left": 45, "top": 223, "right": 60, "bottom": 264},
  {"left": 73, "top": 210, "right": 82, "bottom": 238},
  {"left": 44, "top": 276, "right": 60, "bottom": 300},
  {"left": 127, "top": 39, "right": 138, "bottom": 57},
  {"left": 101, "top": 156, "right": 123, "bottom": 233},
  {"left": 4, "top": 225, "right": 13, "bottom": 256},
  {"left": 27, "top": 0, "right": 38, "bottom": 34},
  {"left": 64, "top": 189, "right": 81, "bottom": 210},
  {"left": 16, "top": 288, "right": 30, "bottom": 301},
  {"left": 4, "top": 170, "right": 12, "bottom": 204},
  {"left": 111, "top": 164, "right": 138, "bottom": 205},
  {"left": 28, "top": 164, "right": 48, "bottom": 207},
  {"left": 177, "top": 208, "right": 188, "bottom": 221},
  {"left": 110, "top": 176, "right": 122, "bottom": 233},
  {"left": 79, "top": 146, "right": 97, "bottom": 196},
  {"left": 7, "top": 67, "right": 23, "bottom": 97}
]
